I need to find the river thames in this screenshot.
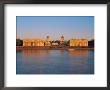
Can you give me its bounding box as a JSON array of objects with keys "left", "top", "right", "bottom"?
[{"left": 16, "top": 49, "right": 94, "bottom": 74}]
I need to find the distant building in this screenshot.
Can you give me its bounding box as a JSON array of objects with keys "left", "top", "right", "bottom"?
[
  {"left": 46, "top": 36, "right": 50, "bottom": 41},
  {"left": 22, "top": 36, "right": 88, "bottom": 47},
  {"left": 70, "top": 39, "right": 88, "bottom": 47},
  {"left": 60, "top": 35, "right": 64, "bottom": 44},
  {"left": 23, "top": 39, "right": 45, "bottom": 46},
  {"left": 45, "top": 36, "right": 51, "bottom": 46},
  {"left": 45, "top": 41, "right": 51, "bottom": 46},
  {"left": 51, "top": 42, "right": 59, "bottom": 46}
]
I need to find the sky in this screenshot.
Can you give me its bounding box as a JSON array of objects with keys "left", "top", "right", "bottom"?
[{"left": 16, "top": 16, "right": 94, "bottom": 41}]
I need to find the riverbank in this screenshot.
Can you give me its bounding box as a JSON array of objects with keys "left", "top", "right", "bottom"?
[{"left": 16, "top": 46, "right": 94, "bottom": 51}]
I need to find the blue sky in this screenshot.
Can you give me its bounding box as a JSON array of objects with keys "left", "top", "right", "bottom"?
[{"left": 16, "top": 16, "right": 94, "bottom": 40}]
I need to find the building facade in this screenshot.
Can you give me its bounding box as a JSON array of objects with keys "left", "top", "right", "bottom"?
[
  {"left": 23, "top": 39, "right": 45, "bottom": 46},
  {"left": 22, "top": 36, "right": 88, "bottom": 47},
  {"left": 70, "top": 39, "right": 88, "bottom": 47},
  {"left": 51, "top": 42, "right": 59, "bottom": 46}
]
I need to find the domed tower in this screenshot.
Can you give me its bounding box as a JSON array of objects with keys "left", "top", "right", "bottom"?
[
  {"left": 46, "top": 36, "right": 50, "bottom": 41},
  {"left": 45, "top": 36, "right": 51, "bottom": 46},
  {"left": 60, "top": 35, "right": 64, "bottom": 44}
]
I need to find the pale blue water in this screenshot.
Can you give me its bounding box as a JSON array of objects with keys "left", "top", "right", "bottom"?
[{"left": 16, "top": 49, "right": 94, "bottom": 74}]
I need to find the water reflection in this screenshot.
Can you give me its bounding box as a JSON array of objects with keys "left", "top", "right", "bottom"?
[
  {"left": 22, "top": 50, "right": 50, "bottom": 57},
  {"left": 16, "top": 49, "right": 94, "bottom": 74},
  {"left": 69, "top": 50, "right": 88, "bottom": 57}
]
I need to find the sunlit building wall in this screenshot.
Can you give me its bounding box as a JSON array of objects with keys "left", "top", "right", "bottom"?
[
  {"left": 70, "top": 39, "right": 88, "bottom": 47},
  {"left": 23, "top": 39, "right": 45, "bottom": 46}
]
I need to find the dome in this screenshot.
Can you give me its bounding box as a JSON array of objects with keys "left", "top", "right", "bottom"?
[
  {"left": 61, "top": 35, "right": 64, "bottom": 38},
  {"left": 47, "top": 36, "right": 50, "bottom": 38}
]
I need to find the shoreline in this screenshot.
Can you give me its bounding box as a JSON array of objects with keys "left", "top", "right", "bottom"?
[{"left": 16, "top": 46, "right": 94, "bottom": 50}]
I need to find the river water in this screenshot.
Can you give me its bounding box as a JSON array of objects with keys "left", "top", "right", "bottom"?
[{"left": 16, "top": 49, "right": 94, "bottom": 74}]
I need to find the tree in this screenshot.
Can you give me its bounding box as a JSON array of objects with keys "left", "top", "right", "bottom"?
[
  {"left": 55, "top": 40, "right": 60, "bottom": 45},
  {"left": 16, "top": 39, "right": 23, "bottom": 46},
  {"left": 88, "top": 39, "right": 94, "bottom": 48}
]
